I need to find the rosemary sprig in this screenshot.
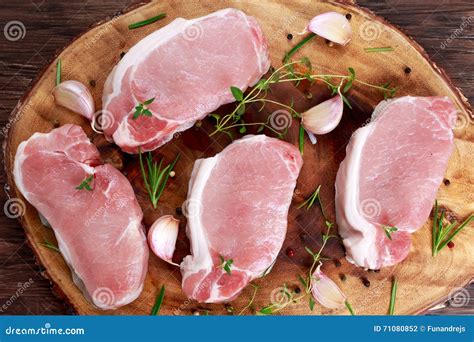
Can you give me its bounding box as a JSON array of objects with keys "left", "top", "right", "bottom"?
[
  {"left": 138, "top": 149, "right": 179, "bottom": 209},
  {"left": 218, "top": 255, "right": 234, "bottom": 275},
  {"left": 55, "top": 59, "right": 61, "bottom": 86},
  {"left": 389, "top": 278, "right": 397, "bottom": 315},
  {"left": 151, "top": 285, "right": 165, "bottom": 315},
  {"left": 432, "top": 200, "right": 473, "bottom": 256},
  {"left": 133, "top": 97, "right": 155, "bottom": 119},
  {"left": 75, "top": 175, "right": 93, "bottom": 191},
  {"left": 40, "top": 240, "right": 60, "bottom": 252},
  {"left": 238, "top": 284, "right": 259, "bottom": 315},
  {"left": 382, "top": 225, "right": 398, "bottom": 240},
  {"left": 364, "top": 47, "right": 394, "bottom": 53},
  {"left": 129, "top": 13, "right": 167, "bottom": 30}
]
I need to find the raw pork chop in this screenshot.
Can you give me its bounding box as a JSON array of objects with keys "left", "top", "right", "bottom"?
[
  {"left": 181, "top": 135, "right": 302, "bottom": 303},
  {"left": 102, "top": 8, "right": 270, "bottom": 153},
  {"left": 14, "top": 124, "right": 148, "bottom": 309},
  {"left": 335, "top": 96, "right": 457, "bottom": 269}
]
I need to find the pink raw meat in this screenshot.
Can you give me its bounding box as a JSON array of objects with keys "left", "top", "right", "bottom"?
[
  {"left": 335, "top": 96, "right": 457, "bottom": 269},
  {"left": 13, "top": 124, "right": 148, "bottom": 309},
  {"left": 102, "top": 8, "right": 270, "bottom": 153},
  {"left": 181, "top": 135, "right": 302, "bottom": 303}
]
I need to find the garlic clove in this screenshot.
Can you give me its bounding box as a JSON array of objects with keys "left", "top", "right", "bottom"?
[
  {"left": 147, "top": 215, "right": 180, "bottom": 266},
  {"left": 311, "top": 264, "right": 347, "bottom": 309},
  {"left": 307, "top": 12, "right": 352, "bottom": 46},
  {"left": 53, "top": 80, "right": 95, "bottom": 120},
  {"left": 302, "top": 95, "right": 344, "bottom": 135}
]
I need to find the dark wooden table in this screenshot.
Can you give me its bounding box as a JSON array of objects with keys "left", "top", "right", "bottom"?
[{"left": 0, "top": 0, "right": 472, "bottom": 315}]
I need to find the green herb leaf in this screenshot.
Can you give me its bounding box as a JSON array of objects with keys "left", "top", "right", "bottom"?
[
  {"left": 55, "top": 59, "right": 61, "bottom": 86},
  {"left": 432, "top": 200, "right": 473, "bottom": 256},
  {"left": 364, "top": 47, "right": 394, "bottom": 53},
  {"left": 133, "top": 98, "right": 155, "bottom": 120},
  {"left": 389, "top": 278, "right": 397, "bottom": 315},
  {"left": 345, "top": 300, "right": 355, "bottom": 315},
  {"left": 283, "top": 33, "right": 317, "bottom": 63},
  {"left": 218, "top": 255, "right": 234, "bottom": 275},
  {"left": 143, "top": 97, "right": 155, "bottom": 105},
  {"left": 75, "top": 175, "right": 93, "bottom": 191},
  {"left": 309, "top": 296, "right": 315, "bottom": 311},
  {"left": 258, "top": 306, "right": 273, "bottom": 315},
  {"left": 298, "top": 124, "right": 304, "bottom": 156},
  {"left": 230, "top": 86, "right": 244, "bottom": 102},
  {"left": 382, "top": 225, "right": 398, "bottom": 240},
  {"left": 129, "top": 13, "right": 167, "bottom": 30},
  {"left": 298, "top": 274, "right": 308, "bottom": 289},
  {"left": 151, "top": 285, "right": 165, "bottom": 315},
  {"left": 40, "top": 240, "right": 60, "bottom": 252},
  {"left": 138, "top": 149, "right": 179, "bottom": 209}
]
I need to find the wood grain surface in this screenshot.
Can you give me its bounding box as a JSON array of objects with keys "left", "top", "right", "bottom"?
[{"left": 0, "top": 0, "right": 473, "bottom": 315}]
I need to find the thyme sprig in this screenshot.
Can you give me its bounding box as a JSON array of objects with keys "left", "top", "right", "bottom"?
[
  {"left": 55, "top": 59, "right": 61, "bottom": 86},
  {"left": 258, "top": 186, "right": 353, "bottom": 315},
  {"left": 238, "top": 284, "right": 259, "bottom": 315},
  {"left": 138, "top": 149, "right": 179, "bottom": 209},
  {"left": 432, "top": 200, "right": 473, "bottom": 256},
  {"left": 210, "top": 58, "right": 397, "bottom": 139}
]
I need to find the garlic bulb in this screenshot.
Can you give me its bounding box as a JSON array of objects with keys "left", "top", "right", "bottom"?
[
  {"left": 307, "top": 12, "right": 352, "bottom": 46},
  {"left": 53, "top": 80, "right": 95, "bottom": 120},
  {"left": 147, "top": 215, "right": 179, "bottom": 266},
  {"left": 302, "top": 95, "right": 344, "bottom": 135}
]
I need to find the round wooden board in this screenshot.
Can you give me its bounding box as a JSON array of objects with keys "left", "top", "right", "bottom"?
[{"left": 4, "top": 0, "right": 473, "bottom": 315}]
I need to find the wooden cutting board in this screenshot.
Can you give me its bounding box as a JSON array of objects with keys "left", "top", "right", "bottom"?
[{"left": 3, "top": 0, "right": 473, "bottom": 315}]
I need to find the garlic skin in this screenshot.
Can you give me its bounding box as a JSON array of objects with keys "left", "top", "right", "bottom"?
[
  {"left": 311, "top": 264, "right": 347, "bottom": 309},
  {"left": 53, "top": 80, "right": 95, "bottom": 120},
  {"left": 307, "top": 12, "right": 352, "bottom": 46},
  {"left": 302, "top": 95, "right": 343, "bottom": 135},
  {"left": 147, "top": 215, "right": 179, "bottom": 266}
]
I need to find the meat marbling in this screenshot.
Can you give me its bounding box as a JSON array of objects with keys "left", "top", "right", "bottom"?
[
  {"left": 13, "top": 124, "right": 148, "bottom": 309},
  {"left": 181, "top": 135, "right": 303, "bottom": 303},
  {"left": 102, "top": 8, "right": 270, "bottom": 153},
  {"left": 335, "top": 96, "right": 457, "bottom": 269}
]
